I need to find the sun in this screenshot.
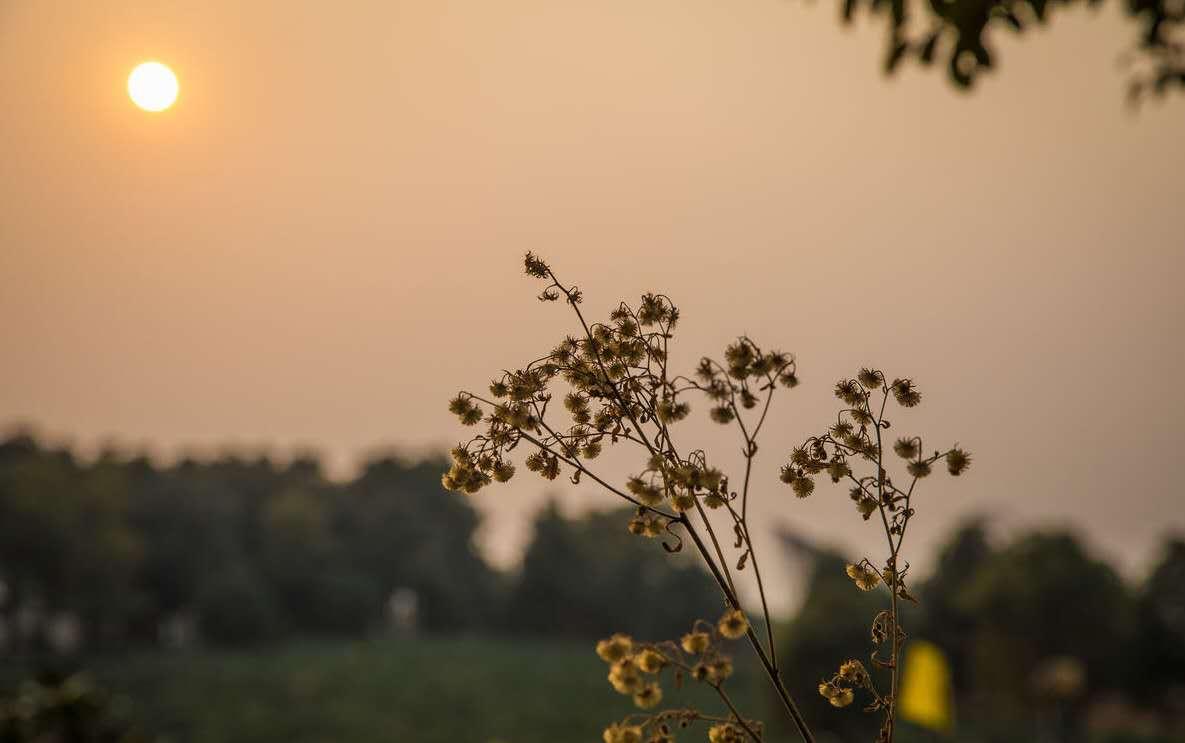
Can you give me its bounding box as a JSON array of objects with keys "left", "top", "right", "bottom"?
[{"left": 128, "top": 62, "right": 178, "bottom": 112}]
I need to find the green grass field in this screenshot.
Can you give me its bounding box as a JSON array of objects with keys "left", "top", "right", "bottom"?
[{"left": 73, "top": 635, "right": 779, "bottom": 743}]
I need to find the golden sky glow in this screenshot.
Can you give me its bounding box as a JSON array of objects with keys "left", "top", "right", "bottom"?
[{"left": 1, "top": 1, "right": 1183, "bottom": 607}]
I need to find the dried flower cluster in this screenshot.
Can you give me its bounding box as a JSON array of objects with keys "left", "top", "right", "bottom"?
[
  {"left": 444, "top": 255, "right": 971, "bottom": 743},
  {"left": 786, "top": 368, "right": 970, "bottom": 742},
  {"left": 593, "top": 608, "right": 762, "bottom": 742}
]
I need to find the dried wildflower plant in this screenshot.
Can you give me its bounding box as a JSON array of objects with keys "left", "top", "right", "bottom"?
[
  {"left": 444, "top": 254, "right": 971, "bottom": 743},
  {"left": 791, "top": 371, "right": 970, "bottom": 742}
]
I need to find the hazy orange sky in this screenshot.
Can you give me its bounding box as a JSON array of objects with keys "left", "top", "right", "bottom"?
[{"left": 2, "top": 1, "right": 1183, "bottom": 608}]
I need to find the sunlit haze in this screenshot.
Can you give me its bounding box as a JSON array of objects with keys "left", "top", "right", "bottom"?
[{"left": 2, "top": 0, "right": 1183, "bottom": 611}]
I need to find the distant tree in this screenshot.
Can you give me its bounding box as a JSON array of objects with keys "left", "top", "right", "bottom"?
[
  {"left": 0, "top": 435, "right": 504, "bottom": 649},
  {"left": 0, "top": 436, "right": 141, "bottom": 649},
  {"left": 511, "top": 502, "right": 719, "bottom": 639},
  {"left": 779, "top": 548, "right": 883, "bottom": 742},
  {"left": 956, "top": 531, "right": 1135, "bottom": 712},
  {"left": 916, "top": 518, "right": 995, "bottom": 691},
  {"left": 338, "top": 457, "right": 498, "bottom": 631},
  {"left": 839, "top": 0, "right": 1184, "bottom": 99},
  {"left": 1133, "top": 537, "right": 1185, "bottom": 702},
  {"left": 194, "top": 568, "right": 280, "bottom": 647},
  {"left": 126, "top": 460, "right": 247, "bottom": 636}
]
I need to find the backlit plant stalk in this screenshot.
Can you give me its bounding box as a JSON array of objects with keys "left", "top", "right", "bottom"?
[
  {"left": 443, "top": 254, "right": 970, "bottom": 743},
  {"left": 789, "top": 372, "right": 970, "bottom": 742}
]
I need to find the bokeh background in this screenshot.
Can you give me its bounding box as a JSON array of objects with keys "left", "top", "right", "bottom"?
[{"left": 1, "top": 1, "right": 1183, "bottom": 741}]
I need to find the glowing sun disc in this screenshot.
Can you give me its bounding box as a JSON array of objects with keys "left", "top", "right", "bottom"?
[{"left": 128, "top": 62, "right": 178, "bottom": 112}]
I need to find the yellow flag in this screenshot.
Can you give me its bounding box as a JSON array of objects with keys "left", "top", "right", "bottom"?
[{"left": 898, "top": 640, "right": 954, "bottom": 733}]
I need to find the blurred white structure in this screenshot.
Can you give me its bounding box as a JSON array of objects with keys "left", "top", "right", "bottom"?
[
  {"left": 46, "top": 611, "right": 82, "bottom": 655},
  {"left": 158, "top": 611, "right": 197, "bottom": 650},
  {"left": 387, "top": 587, "right": 418, "bottom": 633}
]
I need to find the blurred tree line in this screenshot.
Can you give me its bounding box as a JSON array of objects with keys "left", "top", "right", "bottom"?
[
  {"left": 0, "top": 433, "right": 713, "bottom": 651},
  {"left": 2, "top": 433, "right": 1182, "bottom": 738},
  {"left": 777, "top": 522, "right": 1185, "bottom": 742}
]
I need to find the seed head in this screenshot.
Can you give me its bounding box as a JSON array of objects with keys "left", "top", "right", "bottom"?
[
  {"left": 839, "top": 659, "right": 867, "bottom": 685},
  {"left": 791, "top": 475, "right": 815, "bottom": 498},
  {"left": 632, "top": 682, "right": 662, "bottom": 709},
  {"left": 829, "top": 687, "right": 855, "bottom": 708},
  {"left": 827, "top": 460, "right": 851, "bottom": 483},
  {"left": 709, "top": 405, "right": 735, "bottom": 424},
  {"left": 708, "top": 723, "right": 744, "bottom": 743},
  {"left": 681, "top": 631, "right": 710, "bottom": 655},
  {"left": 636, "top": 648, "right": 667, "bottom": 673},
  {"left": 524, "top": 252, "right": 550, "bottom": 278},
  {"left": 893, "top": 438, "right": 919, "bottom": 459},
  {"left": 855, "top": 496, "right": 878, "bottom": 520},
  {"left": 891, "top": 378, "right": 921, "bottom": 407},
  {"left": 718, "top": 608, "right": 749, "bottom": 639},
  {"left": 608, "top": 658, "right": 643, "bottom": 694},
  {"left": 603, "top": 723, "right": 644, "bottom": 743},
  {"left": 596, "top": 633, "right": 634, "bottom": 663},
  {"left": 640, "top": 516, "right": 667, "bottom": 538},
  {"left": 492, "top": 462, "right": 516, "bottom": 482},
  {"left": 835, "top": 380, "right": 864, "bottom": 406},
  {"left": 845, "top": 562, "right": 881, "bottom": 591},
  {"left": 857, "top": 368, "right": 882, "bottom": 388},
  {"left": 540, "top": 456, "right": 561, "bottom": 480},
  {"left": 946, "top": 447, "right": 971, "bottom": 475},
  {"left": 708, "top": 657, "right": 734, "bottom": 682}
]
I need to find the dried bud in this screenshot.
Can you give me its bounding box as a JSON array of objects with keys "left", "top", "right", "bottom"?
[
  {"left": 839, "top": 659, "right": 867, "bottom": 685},
  {"left": 708, "top": 657, "right": 734, "bottom": 682},
  {"left": 709, "top": 405, "right": 735, "bottom": 424},
  {"left": 708, "top": 724, "right": 744, "bottom": 743},
  {"left": 718, "top": 608, "right": 749, "bottom": 639},
  {"left": 828, "top": 460, "right": 852, "bottom": 483},
  {"left": 492, "top": 462, "right": 516, "bottom": 482},
  {"left": 595, "top": 633, "right": 634, "bottom": 663},
  {"left": 858, "top": 368, "right": 882, "bottom": 388},
  {"left": 636, "top": 648, "right": 667, "bottom": 673},
  {"left": 907, "top": 460, "right": 932, "bottom": 478},
  {"left": 632, "top": 682, "right": 662, "bottom": 709},
  {"left": 829, "top": 687, "right": 855, "bottom": 708},
  {"left": 608, "top": 658, "right": 643, "bottom": 694},
  {"left": 891, "top": 378, "right": 921, "bottom": 407},
  {"left": 681, "top": 631, "right": 710, "bottom": 655},
  {"left": 791, "top": 475, "right": 815, "bottom": 498},
  {"left": 946, "top": 447, "right": 971, "bottom": 475},
  {"left": 893, "top": 438, "right": 919, "bottom": 459},
  {"left": 524, "top": 252, "right": 550, "bottom": 278},
  {"left": 835, "top": 379, "right": 864, "bottom": 406},
  {"left": 845, "top": 562, "right": 881, "bottom": 591},
  {"left": 603, "top": 724, "right": 644, "bottom": 743}
]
